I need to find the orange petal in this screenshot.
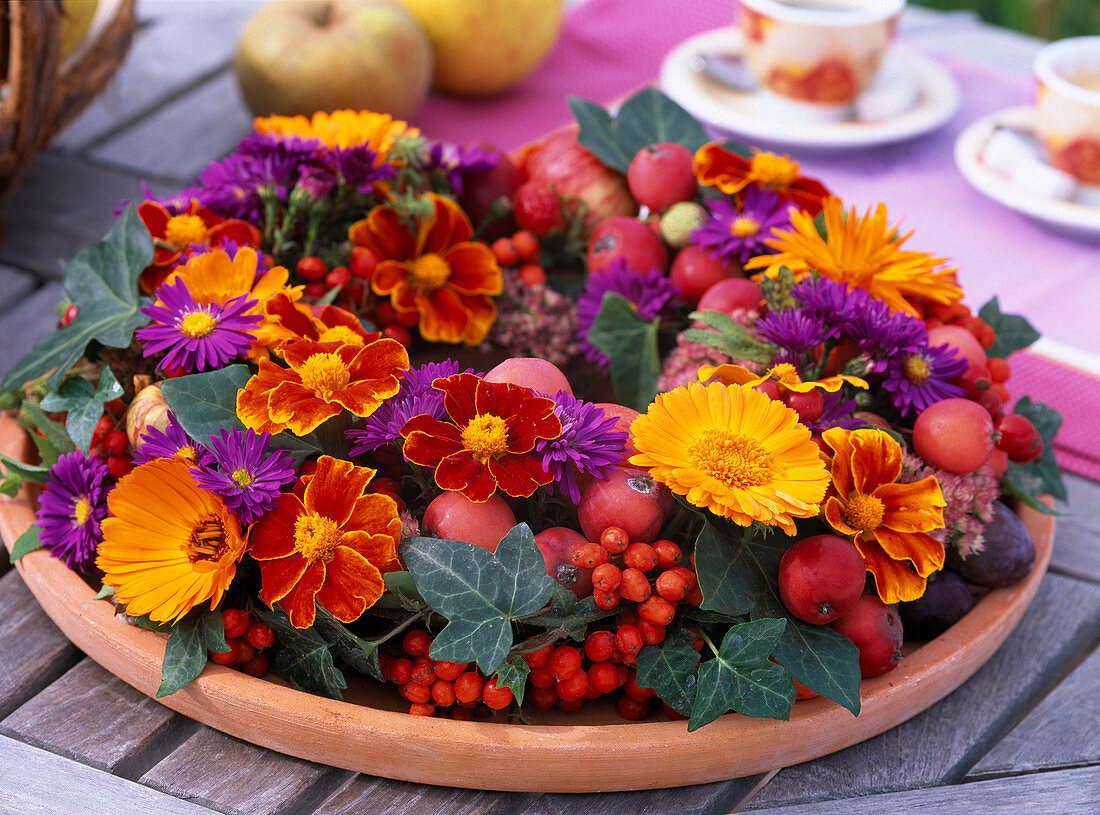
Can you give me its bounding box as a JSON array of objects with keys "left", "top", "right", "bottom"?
[
  {"left": 436, "top": 452, "right": 497, "bottom": 502},
  {"left": 849, "top": 430, "right": 902, "bottom": 496},
  {"left": 824, "top": 496, "right": 860, "bottom": 537},
  {"left": 402, "top": 422, "right": 463, "bottom": 469},
  {"left": 278, "top": 560, "right": 326, "bottom": 628},
  {"left": 316, "top": 546, "right": 386, "bottom": 622},
  {"left": 258, "top": 554, "right": 309, "bottom": 606},
  {"left": 692, "top": 142, "right": 751, "bottom": 194},
  {"left": 248, "top": 496, "right": 303, "bottom": 560},
  {"left": 444, "top": 244, "right": 503, "bottom": 295},
  {"left": 873, "top": 528, "right": 945, "bottom": 578},
  {"left": 489, "top": 454, "right": 552, "bottom": 498},
  {"left": 877, "top": 478, "right": 946, "bottom": 533},
  {"left": 854, "top": 536, "right": 929, "bottom": 604}
]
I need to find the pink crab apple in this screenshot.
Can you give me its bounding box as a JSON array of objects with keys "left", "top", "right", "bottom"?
[
  {"left": 484, "top": 357, "right": 572, "bottom": 397},
  {"left": 670, "top": 245, "right": 741, "bottom": 305},
  {"left": 421, "top": 491, "right": 517, "bottom": 553},
  {"left": 577, "top": 465, "right": 673, "bottom": 543},
  {"left": 587, "top": 216, "right": 669, "bottom": 275},
  {"left": 627, "top": 142, "right": 697, "bottom": 213}
]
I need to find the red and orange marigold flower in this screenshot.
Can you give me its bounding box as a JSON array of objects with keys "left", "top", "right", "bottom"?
[
  {"left": 262, "top": 292, "right": 378, "bottom": 352},
  {"left": 693, "top": 142, "right": 831, "bottom": 216},
  {"left": 349, "top": 193, "right": 502, "bottom": 345},
  {"left": 250, "top": 456, "right": 402, "bottom": 628},
  {"left": 821, "top": 427, "right": 947, "bottom": 604},
  {"left": 401, "top": 372, "right": 562, "bottom": 502},
  {"left": 237, "top": 337, "right": 409, "bottom": 437}
]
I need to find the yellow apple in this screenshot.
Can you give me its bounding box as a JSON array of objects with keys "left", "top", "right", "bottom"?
[
  {"left": 234, "top": 0, "right": 433, "bottom": 120},
  {"left": 398, "top": 0, "right": 564, "bottom": 96}
]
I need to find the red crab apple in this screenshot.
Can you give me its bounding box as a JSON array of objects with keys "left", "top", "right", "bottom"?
[
  {"left": 778, "top": 534, "right": 866, "bottom": 624},
  {"left": 926, "top": 324, "right": 987, "bottom": 370},
  {"left": 831, "top": 595, "right": 904, "bottom": 677},
  {"left": 696, "top": 277, "right": 764, "bottom": 317},
  {"left": 535, "top": 526, "right": 594, "bottom": 598},
  {"left": 587, "top": 216, "right": 669, "bottom": 275},
  {"left": 484, "top": 357, "right": 572, "bottom": 397},
  {"left": 421, "top": 491, "right": 517, "bottom": 553},
  {"left": 627, "top": 142, "right": 697, "bottom": 213},
  {"left": 670, "top": 245, "right": 742, "bottom": 305},
  {"left": 912, "top": 397, "right": 994, "bottom": 474},
  {"left": 577, "top": 465, "right": 673, "bottom": 543}
]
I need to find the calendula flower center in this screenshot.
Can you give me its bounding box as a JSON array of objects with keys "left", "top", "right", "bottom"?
[
  {"left": 72, "top": 496, "right": 92, "bottom": 527},
  {"left": 731, "top": 217, "right": 761, "bottom": 238},
  {"left": 688, "top": 429, "right": 774, "bottom": 488},
  {"left": 178, "top": 310, "right": 217, "bottom": 338},
  {"left": 294, "top": 512, "right": 340, "bottom": 563},
  {"left": 231, "top": 469, "right": 253, "bottom": 487},
  {"left": 298, "top": 352, "right": 351, "bottom": 397},
  {"left": 317, "top": 325, "right": 365, "bottom": 346},
  {"left": 768, "top": 363, "right": 801, "bottom": 387},
  {"left": 185, "top": 516, "right": 229, "bottom": 562},
  {"left": 461, "top": 414, "right": 510, "bottom": 460},
  {"left": 844, "top": 493, "right": 886, "bottom": 531},
  {"left": 409, "top": 253, "right": 451, "bottom": 292},
  {"left": 751, "top": 153, "right": 800, "bottom": 187},
  {"left": 903, "top": 353, "right": 931, "bottom": 385},
  {"left": 164, "top": 214, "right": 209, "bottom": 249}
]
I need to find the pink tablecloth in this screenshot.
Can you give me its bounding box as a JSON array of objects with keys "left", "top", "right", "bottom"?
[{"left": 410, "top": 0, "right": 1099, "bottom": 484}]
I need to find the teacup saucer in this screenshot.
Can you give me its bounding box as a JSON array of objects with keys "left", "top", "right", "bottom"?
[
  {"left": 954, "top": 105, "right": 1100, "bottom": 241},
  {"left": 658, "top": 27, "right": 960, "bottom": 150}
]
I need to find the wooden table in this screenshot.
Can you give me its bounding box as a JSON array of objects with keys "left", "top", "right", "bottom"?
[{"left": 1, "top": 2, "right": 1098, "bottom": 812}]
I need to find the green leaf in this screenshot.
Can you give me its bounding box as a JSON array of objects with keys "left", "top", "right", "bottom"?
[
  {"left": 252, "top": 605, "right": 347, "bottom": 699},
  {"left": 20, "top": 401, "right": 76, "bottom": 462},
  {"left": 694, "top": 520, "right": 755, "bottom": 617},
  {"left": 494, "top": 657, "right": 530, "bottom": 707},
  {"left": 978, "top": 297, "right": 1040, "bottom": 358},
  {"left": 586, "top": 293, "right": 661, "bottom": 412},
  {"left": 0, "top": 205, "right": 153, "bottom": 393},
  {"left": 9, "top": 525, "right": 43, "bottom": 563},
  {"left": 312, "top": 608, "right": 384, "bottom": 682},
  {"left": 759, "top": 266, "right": 799, "bottom": 313},
  {"left": 685, "top": 310, "right": 774, "bottom": 365},
  {"left": 1001, "top": 397, "right": 1067, "bottom": 512},
  {"left": 0, "top": 452, "right": 50, "bottom": 485},
  {"left": 688, "top": 618, "right": 792, "bottom": 731},
  {"left": 40, "top": 368, "right": 123, "bottom": 453},
  {"left": 401, "top": 523, "right": 556, "bottom": 675},
  {"left": 93, "top": 584, "right": 115, "bottom": 601},
  {"left": 636, "top": 634, "right": 701, "bottom": 715},
  {"left": 374, "top": 570, "right": 426, "bottom": 611},
  {"left": 156, "top": 610, "right": 228, "bottom": 698},
  {"left": 569, "top": 89, "right": 711, "bottom": 174}
]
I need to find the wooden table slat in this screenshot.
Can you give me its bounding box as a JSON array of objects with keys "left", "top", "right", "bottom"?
[
  {"left": 1050, "top": 475, "right": 1100, "bottom": 584},
  {"left": 314, "top": 774, "right": 535, "bottom": 815},
  {"left": 527, "top": 776, "right": 758, "bottom": 815}
]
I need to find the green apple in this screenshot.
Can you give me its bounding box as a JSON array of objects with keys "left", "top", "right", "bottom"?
[{"left": 234, "top": 0, "right": 433, "bottom": 120}]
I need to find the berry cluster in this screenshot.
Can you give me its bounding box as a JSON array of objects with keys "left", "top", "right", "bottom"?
[
  {"left": 490, "top": 229, "right": 546, "bottom": 287},
  {"left": 89, "top": 411, "right": 134, "bottom": 479},
  {"left": 208, "top": 608, "right": 274, "bottom": 678},
  {"left": 379, "top": 628, "right": 514, "bottom": 718}
]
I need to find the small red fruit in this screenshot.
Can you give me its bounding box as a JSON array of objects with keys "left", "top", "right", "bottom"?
[
  {"left": 830, "top": 595, "right": 904, "bottom": 677},
  {"left": 296, "top": 256, "right": 327, "bottom": 282},
  {"left": 60, "top": 303, "right": 78, "bottom": 326},
  {"left": 349, "top": 246, "right": 378, "bottom": 280},
  {"left": 778, "top": 534, "right": 866, "bottom": 624},
  {"left": 513, "top": 181, "right": 566, "bottom": 237},
  {"left": 221, "top": 608, "right": 250, "bottom": 639},
  {"left": 912, "top": 397, "right": 994, "bottom": 474},
  {"left": 587, "top": 215, "right": 669, "bottom": 275},
  {"left": 627, "top": 142, "right": 698, "bottom": 213},
  {"left": 246, "top": 622, "right": 275, "bottom": 650},
  {"left": 995, "top": 413, "right": 1043, "bottom": 463},
  {"left": 669, "top": 244, "right": 740, "bottom": 305}
]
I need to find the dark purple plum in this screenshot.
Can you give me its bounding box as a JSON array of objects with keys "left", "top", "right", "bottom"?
[
  {"left": 898, "top": 571, "right": 974, "bottom": 640},
  {"left": 947, "top": 500, "right": 1036, "bottom": 588}
]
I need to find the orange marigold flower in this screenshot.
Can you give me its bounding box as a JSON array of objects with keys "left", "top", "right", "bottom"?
[
  {"left": 237, "top": 337, "right": 409, "bottom": 436},
  {"left": 401, "top": 372, "right": 561, "bottom": 502},
  {"left": 693, "top": 143, "right": 831, "bottom": 216},
  {"left": 700, "top": 362, "right": 867, "bottom": 393},
  {"left": 349, "top": 194, "right": 502, "bottom": 345},
  {"left": 250, "top": 456, "right": 402, "bottom": 628},
  {"left": 821, "top": 427, "right": 947, "bottom": 604},
  {"left": 743, "top": 197, "right": 964, "bottom": 317},
  {"left": 262, "top": 292, "right": 378, "bottom": 351}
]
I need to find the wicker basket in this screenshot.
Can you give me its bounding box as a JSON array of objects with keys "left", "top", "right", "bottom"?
[{"left": 0, "top": 0, "right": 136, "bottom": 221}]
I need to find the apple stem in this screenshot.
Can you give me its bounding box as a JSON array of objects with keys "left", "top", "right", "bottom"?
[{"left": 312, "top": 2, "right": 333, "bottom": 27}]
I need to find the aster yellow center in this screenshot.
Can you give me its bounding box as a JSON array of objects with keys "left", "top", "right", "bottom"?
[
  {"left": 232, "top": 469, "right": 253, "bottom": 487},
  {"left": 72, "top": 496, "right": 92, "bottom": 527},
  {"left": 903, "top": 354, "right": 931, "bottom": 385},
  {"left": 179, "top": 310, "right": 217, "bottom": 338},
  {"left": 461, "top": 414, "right": 510, "bottom": 461},
  {"left": 409, "top": 253, "right": 451, "bottom": 292},
  {"left": 688, "top": 429, "right": 774, "bottom": 489},
  {"left": 175, "top": 445, "right": 199, "bottom": 463},
  {"left": 844, "top": 493, "right": 885, "bottom": 531},
  {"left": 294, "top": 512, "right": 340, "bottom": 563},
  {"left": 164, "top": 214, "right": 209, "bottom": 249},
  {"left": 185, "top": 516, "right": 229, "bottom": 563},
  {"left": 298, "top": 352, "right": 351, "bottom": 397},
  {"left": 731, "top": 217, "right": 761, "bottom": 238},
  {"left": 750, "top": 153, "right": 800, "bottom": 187},
  {"left": 317, "top": 325, "right": 365, "bottom": 346}
]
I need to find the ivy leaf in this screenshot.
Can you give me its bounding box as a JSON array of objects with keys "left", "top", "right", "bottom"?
[
  {"left": 312, "top": 608, "right": 384, "bottom": 682},
  {"left": 20, "top": 401, "right": 76, "bottom": 465},
  {"left": 401, "top": 523, "right": 556, "bottom": 675},
  {"left": 684, "top": 310, "right": 774, "bottom": 366},
  {"left": 494, "top": 657, "right": 531, "bottom": 707},
  {"left": 0, "top": 205, "right": 153, "bottom": 393},
  {"left": 569, "top": 89, "right": 711, "bottom": 173},
  {"left": 694, "top": 519, "right": 755, "bottom": 617},
  {"left": 9, "top": 525, "right": 43, "bottom": 563},
  {"left": 156, "top": 610, "right": 228, "bottom": 698},
  {"left": 635, "top": 634, "right": 701, "bottom": 716},
  {"left": 40, "top": 367, "right": 123, "bottom": 453},
  {"left": 978, "top": 297, "right": 1040, "bottom": 358},
  {"left": 252, "top": 605, "right": 347, "bottom": 699},
  {"left": 586, "top": 292, "right": 661, "bottom": 412},
  {"left": 689, "top": 618, "right": 792, "bottom": 731},
  {"left": 161, "top": 365, "right": 320, "bottom": 461},
  {"left": 1001, "top": 397, "right": 1067, "bottom": 512},
  {"left": 374, "top": 570, "right": 426, "bottom": 611},
  {"left": 0, "top": 452, "right": 50, "bottom": 485}
]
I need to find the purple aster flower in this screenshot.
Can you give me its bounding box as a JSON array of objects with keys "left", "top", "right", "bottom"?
[
  {"left": 137, "top": 278, "right": 261, "bottom": 373},
  {"left": 190, "top": 428, "right": 297, "bottom": 525},
  {"left": 34, "top": 452, "right": 110, "bottom": 571},
  {"left": 576, "top": 260, "right": 680, "bottom": 368},
  {"left": 323, "top": 144, "right": 397, "bottom": 194},
  {"left": 689, "top": 185, "right": 790, "bottom": 264},
  {"left": 534, "top": 391, "right": 628, "bottom": 504},
  {"left": 132, "top": 413, "right": 214, "bottom": 467},
  {"left": 841, "top": 292, "right": 926, "bottom": 372},
  {"left": 424, "top": 141, "right": 498, "bottom": 196},
  {"left": 791, "top": 276, "right": 852, "bottom": 339},
  {"left": 882, "top": 342, "right": 968, "bottom": 416},
  {"left": 195, "top": 133, "right": 314, "bottom": 221},
  {"left": 754, "top": 309, "right": 825, "bottom": 354},
  {"left": 347, "top": 359, "right": 474, "bottom": 455}
]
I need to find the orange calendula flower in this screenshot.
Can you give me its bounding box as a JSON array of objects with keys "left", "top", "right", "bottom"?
[
  {"left": 253, "top": 109, "right": 415, "bottom": 154},
  {"left": 97, "top": 458, "right": 246, "bottom": 624},
  {"left": 700, "top": 362, "right": 867, "bottom": 393},
  {"left": 743, "top": 197, "right": 964, "bottom": 317},
  {"left": 349, "top": 194, "right": 503, "bottom": 344},
  {"left": 693, "top": 142, "right": 831, "bottom": 216},
  {"left": 821, "top": 427, "right": 947, "bottom": 604},
  {"left": 250, "top": 456, "right": 402, "bottom": 629},
  {"left": 237, "top": 337, "right": 409, "bottom": 436},
  {"left": 629, "top": 382, "right": 829, "bottom": 535},
  {"left": 401, "top": 372, "right": 561, "bottom": 502}
]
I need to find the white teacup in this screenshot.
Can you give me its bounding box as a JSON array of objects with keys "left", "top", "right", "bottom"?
[
  {"left": 738, "top": 0, "right": 905, "bottom": 120},
  {"left": 1034, "top": 37, "right": 1100, "bottom": 186}
]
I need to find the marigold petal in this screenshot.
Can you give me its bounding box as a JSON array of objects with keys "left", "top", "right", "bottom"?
[
  {"left": 416, "top": 286, "right": 475, "bottom": 344},
  {"left": 855, "top": 536, "right": 932, "bottom": 604},
  {"left": 350, "top": 207, "right": 417, "bottom": 261},
  {"left": 280, "top": 560, "right": 326, "bottom": 628},
  {"left": 443, "top": 244, "right": 504, "bottom": 295},
  {"left": 873, "top": 528, "right": 945, "bottom": 577},
  {"left": 421, "top": 194, "right": 473, "bottom": 252},
  {"left": 436, "top": 372, "right": 480, "bottom": 426},
  {"left": 402, "top": 423, "right": 463, "bottom": 469},
  {"left": 267, "top": 381, "right": 341, "bottom": 435},
  {"left": 459, "top": 295, "right": 497, "bottom": 345},
  {"left": 435, "top": 452, "right": 497, "bottom": 502},
  {"left": 300, "top": 456, "right": 373, "bottom": 526},
  {"left": 877, "top": 478, "right": 946, "bottom": 533},
  {"left": 343, "top": 494, "right": 402, "bottom": 549},
  {"left": 849, "top": 430, "right": 903, "bottom": 495},
  {"left": 315, "top": 545, "right": 386, "bottom": 623},
  {"left": 369, "top": 260, "right": 408, "bottom": 296},
  {"left": 258, "top": 554, "right": 310, "bottom": 606},
  {"left": 488, "top": 454, "right": 552, "bottom": 498},
  {"left": 248, "top": 495, "right": 304, "bottom": 560}
]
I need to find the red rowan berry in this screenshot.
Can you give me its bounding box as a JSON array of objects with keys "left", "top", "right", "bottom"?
[
  {"left": 615, "top": 624, "right": 644, "bottom": 662},
  {"left": 433, "top": 660, "right": 467, "bottom": 681},
  {"left": 584, "top": 630, "right": 616, "bottom": 663},
  {"left": 571, "top": 542, "right": 610, "bottom": 569},
  {"left": 636, "top": 618, "right": 666, "bottom": 646},
  {"left": 623, "top": 671, "right": 655, "bottom": 702},
  {"left": 555, "top": 670, "right": 589, "bottom": 703},
  {"left": 104, "top": 429, "right": 129, "bottom": 456},
  {"left": 246, "top": 622, "right": 275, "bottom": 650},
  {"left": 655, "top": 569, "right": 690, "bottom": 602},
  {"left": 221, "top": 608, "right": 249, "bottom": 639},
  {"left": 617, "top": 696, "right": 650, "bottom": 720},
  {"left": 639, "top": 596, "right": 677, "bottom": 627},
  {"left": 235, "top": 640, "right": 257, "bottom": 665},
  {"left": 591, "top": 562, "right": 622, "bottom": 592},
  {"left": 587, "top": 662, "right": 620, "bottom": 694},
  {"left": 431, "top": 679, "right": 457, "bottom": 707},
  {"left": 548, "top": 645, "right": 582, "bottom": 681},
  {"left": 624, "top": 542, "right": 659, "bottom": 572},
  {"left": 511, "top": 229, "right": 540, "bottom": 261},
  {"left": 402, "top": 629, "right": 431, "bottom": 657},
  {"left": 325, "top": 266, "right": 351, "bottom": 290},
  {"left": 528, "top": 666, "right": 556, "bottom": 689},
  {"left": 382, "top": 325, "right": 412, "bottom": 349},
  {"left": 349, "top": 246, "right": 378, "bottom": 280},
  {"left": 408, "top": 702, "right": 436, "bottom": 717},
  {"left": 593, "top": 589, "right": 621, "bottom": 610},
  {"left": 411, "top": 657, "right": 436, "bottom": 686},
  {"left": 390, "top": 657, "right": 413, "bottom": 685},
  {"left": 599, "top": 526, "right": 630, "bottom": 555},
  {"left": 490, "top": 237, "right": 519, "bottom": 266},
  {"left": 652, "top": 539, "right": 682, "bottom": 568},
  {"left": 517, "top": 263, "right": 547, "bottom": 287},
  {"left": 521, "top": 644, "right": 553, "bottom": 668},
  {"left": 618, "top": 567, "right": 652, "bottom": 603},
  {"left": 106, "top": 454, "right": 133, "bottom": 479},
  {"left": 296, "top": 256, "right": 327, "bottom": 282},
  {"left": 454, "top": 671, "right": 483, "bottom": 704},
  {"left": 557, "top": 697, "right": 585, "bottom": 712},
  {"left": 481, "top": 678, "right": 513, "bottom": 710},
  {"left": 209, "top": 641, "right": 239, "bottom": 665},
  {"left": 240, "top": 653, "right": 269, "bottom": 678},
  {"left": 527, "top": 687, "right": 558, "bottom": 709}
]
